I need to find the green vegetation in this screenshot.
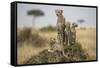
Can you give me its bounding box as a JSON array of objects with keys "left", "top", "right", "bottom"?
[
  {"left": 40, "top": 25, "right": 56, "bottom": 32},
  {"left": 17, "top": 27, "right": 47, "bottom": 47},
  {"left": 17, "top": 27, "right": 32, "bottom": 43}
]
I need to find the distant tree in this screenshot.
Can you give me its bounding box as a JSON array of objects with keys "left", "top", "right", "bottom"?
[
  {"left": 77, "top": 19, "right": 85, "bottom": 24},
  {"left": 77, "top": 19, "right": 85, "bottom": 27},
  {"left": 27, "top": 9, "right": 45, "bottom": 27},
  {"left": 77, "top": 19, "right": 87, "bottom": 29}
]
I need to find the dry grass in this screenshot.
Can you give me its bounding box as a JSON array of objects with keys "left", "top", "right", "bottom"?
[
  {"left": 17, "top": 27, "right": 96, "bottom": 64},
  {"left": 76, "top": 28, "right": 96, "bottom": 60},
  {"left": 17, "top": 28, "right": 49, "bottom": 64},
  {"left": 17, "top": 43, "right": 48, "bottom": 64},
  {"left": 39, "top": 28, "right": 96, "bottom": 60}
]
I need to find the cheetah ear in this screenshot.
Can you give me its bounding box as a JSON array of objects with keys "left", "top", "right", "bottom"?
[
  {"left": 76, "top": 24, "right": 78, "bottom": 27},
  {"left": 60, "top": 10, "right": 63, "bottom": 13}
]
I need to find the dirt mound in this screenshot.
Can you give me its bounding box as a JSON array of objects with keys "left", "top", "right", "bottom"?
[{"left": 25, "top": 42, "right": 88, "bottom": 64}]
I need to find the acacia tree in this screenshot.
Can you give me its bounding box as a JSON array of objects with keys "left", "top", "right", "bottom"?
[
  {"left": 77, "top": 19, "right": 85, "bottom": 27},
  {"left": 27, "top": 9, "right": 45, "bottom": 27},
  {"left": 78, "top": 19, "right": 85, "bottom": 23}
]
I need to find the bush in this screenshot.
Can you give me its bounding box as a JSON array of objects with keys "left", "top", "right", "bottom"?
[
  {"left": 17, "top": 27, "right": 32, "bottom": 42},
  {"left": 31, "top": 32, "right": 47, "bottom": 47},
  {"left": 17, "top": 27, "right": 47, "bottom": 47},
  {"left": 40, "top": 25, "right": 56, "bottom": 32}
]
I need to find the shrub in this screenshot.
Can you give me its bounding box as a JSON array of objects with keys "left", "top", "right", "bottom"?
[
  {"left": 40, "top": 25, "right": 56, "bottom": 32},
  {"left": 31, "top": 33, "right": 47, "bottom": 47},
  {"left": 17, "top": 27, "right": 32, "bottom": 43},
  {"left": 17, "top": 27, "right": 47, "bottom": 47}
]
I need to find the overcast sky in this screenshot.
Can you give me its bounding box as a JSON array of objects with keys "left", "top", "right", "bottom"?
[{"left": 17, "top": 3, "right": 96, "bottom": 28}]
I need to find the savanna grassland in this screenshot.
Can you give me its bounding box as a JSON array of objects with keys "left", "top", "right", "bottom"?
[
  {"left": 17, "top": 27, "right": 96, "bottom": 64},
  {"left": 76, "top": 28, "right": 96, "bottom": 60}
]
